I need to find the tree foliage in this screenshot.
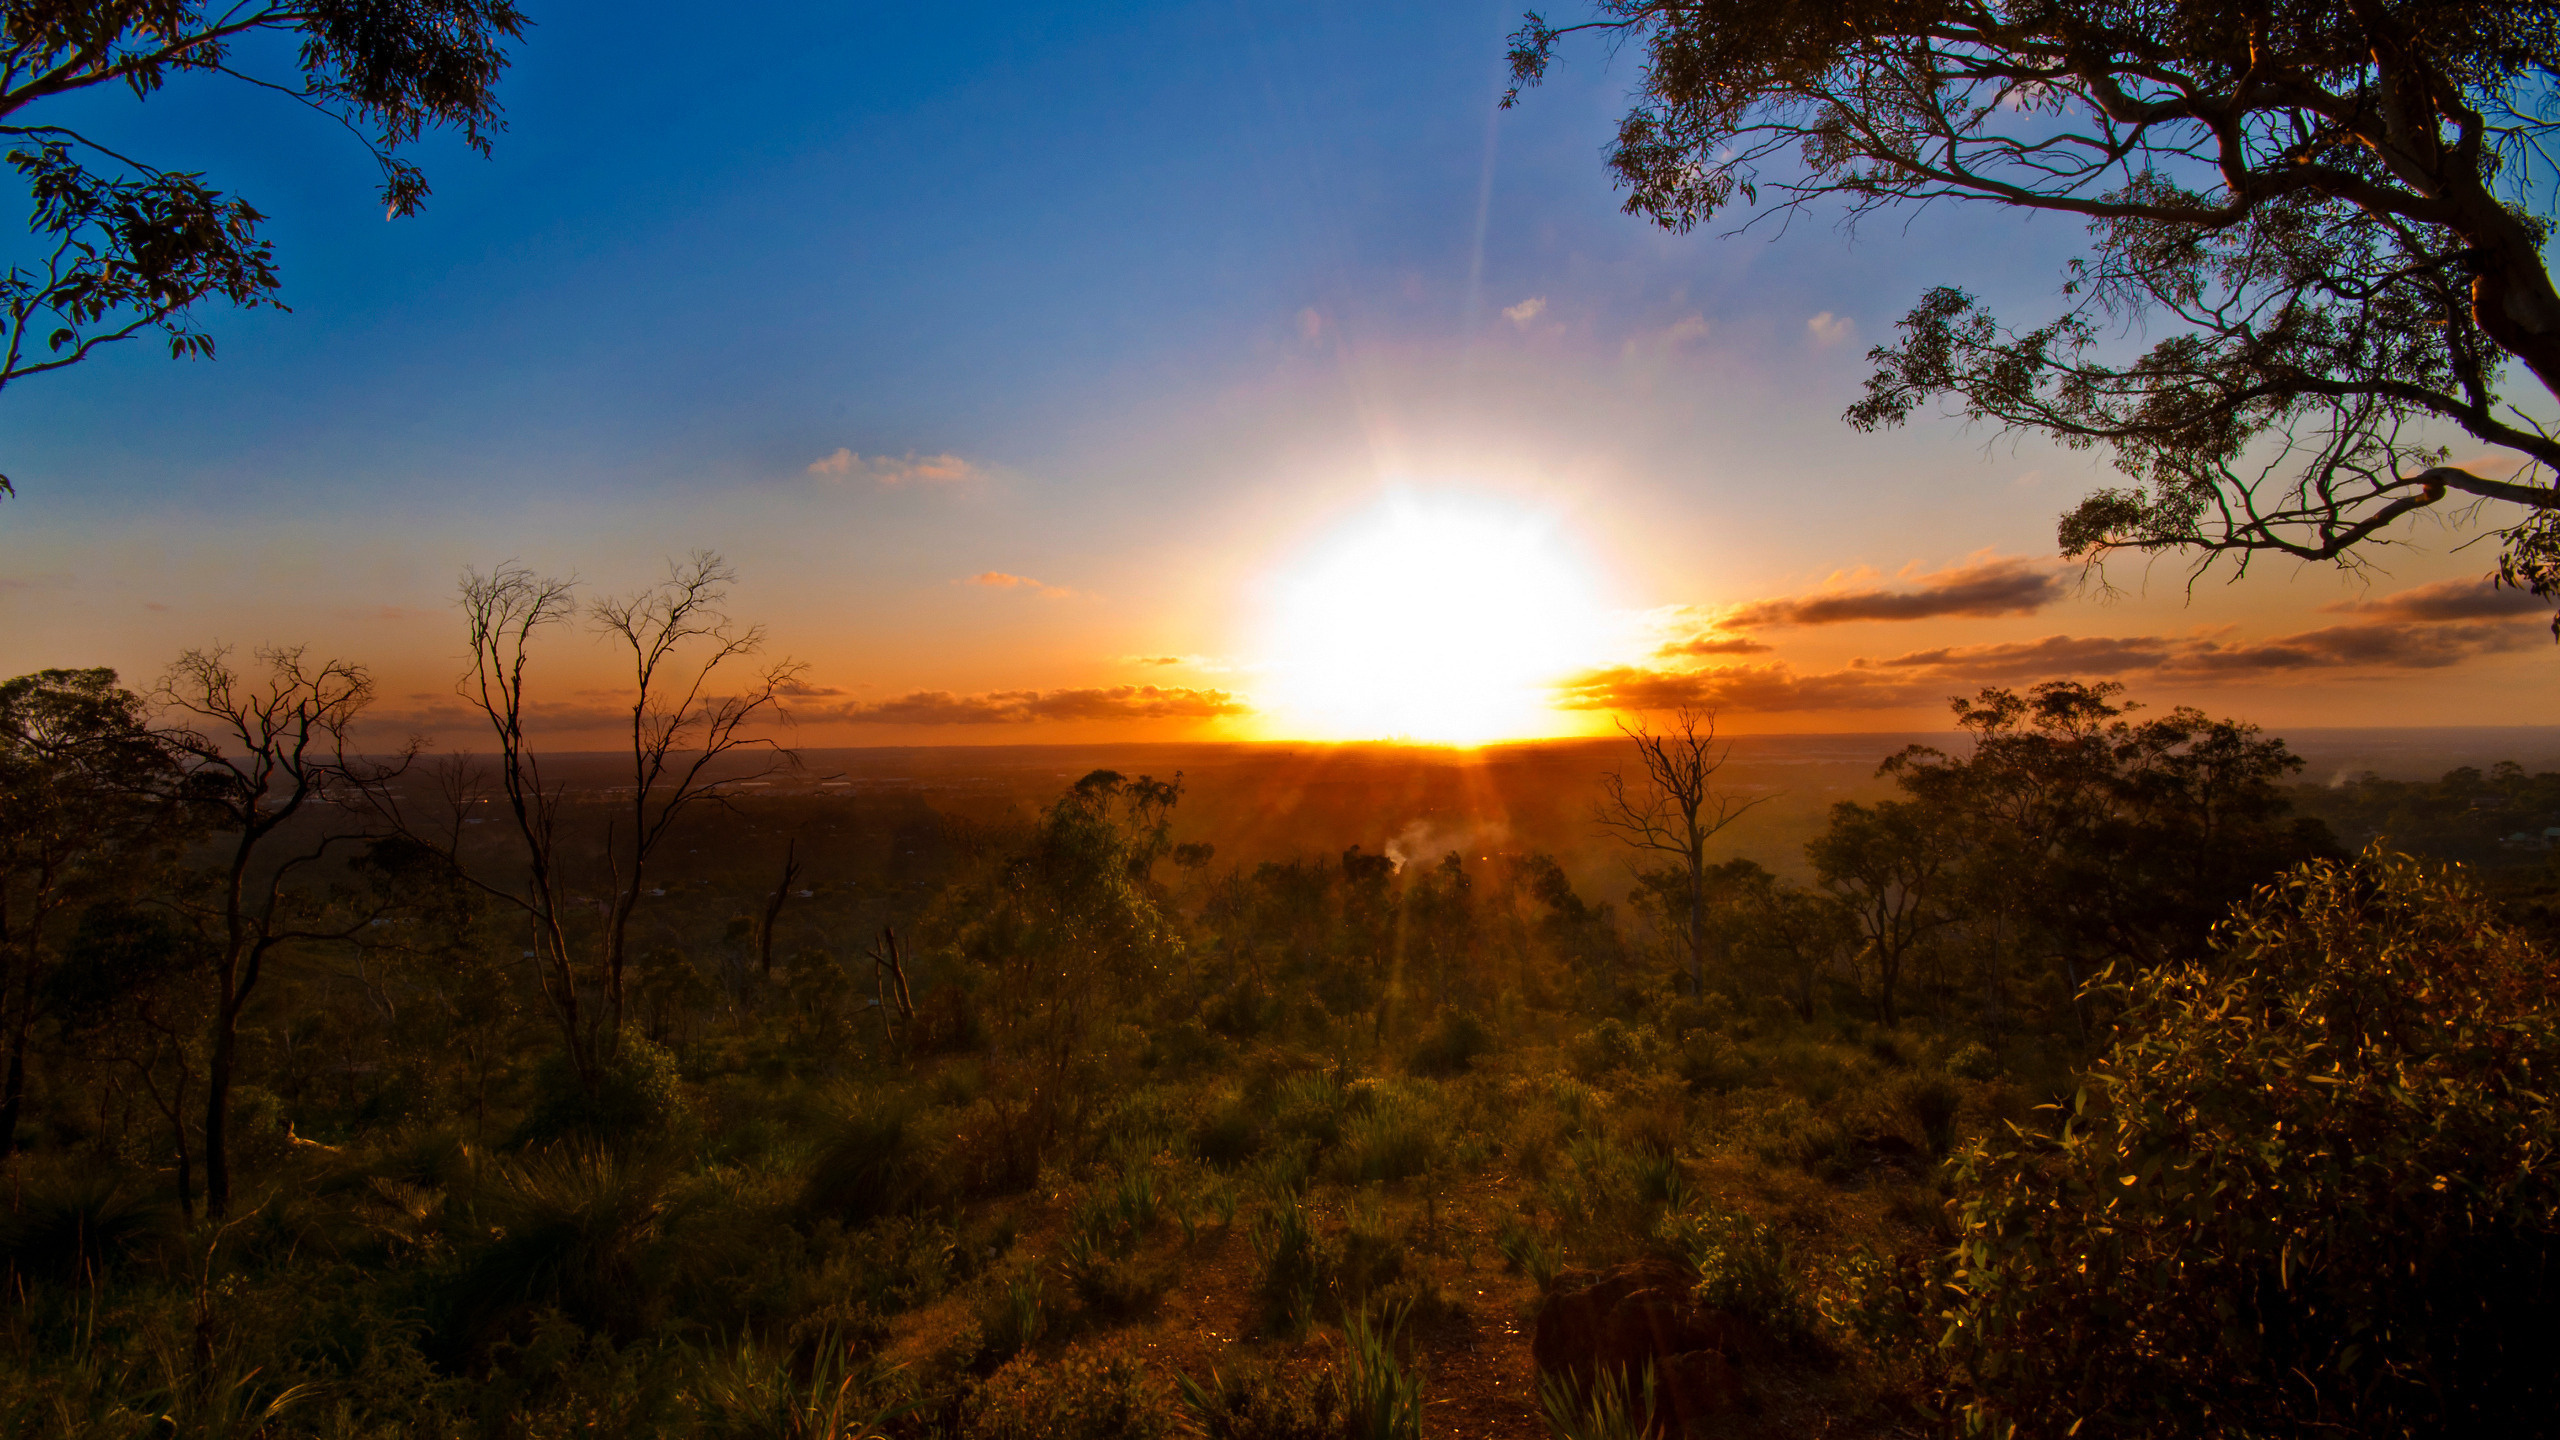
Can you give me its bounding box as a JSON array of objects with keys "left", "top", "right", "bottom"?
[
  {"left": 1508, "top": 1, "right": 2560, "bottom": 593},
  {"left": 0, "top": 0, "right": 528, "bottom": 484},
  {"left": 1873, "top": 850, "right": 2560, "bottom": 1437}
]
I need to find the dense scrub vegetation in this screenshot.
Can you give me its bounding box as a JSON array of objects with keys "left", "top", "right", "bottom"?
[{"left": 3, "top": 664, "right": 2554, "bottom": 1439}]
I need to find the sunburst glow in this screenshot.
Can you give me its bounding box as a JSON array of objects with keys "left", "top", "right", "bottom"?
[{"left": 1256, "top": 492, "right": 1608, "bottom": 743}]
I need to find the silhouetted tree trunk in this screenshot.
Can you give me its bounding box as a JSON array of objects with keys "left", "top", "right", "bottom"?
[{"left": 1595, "top": 709, "right": 1767, "bottom": 997}]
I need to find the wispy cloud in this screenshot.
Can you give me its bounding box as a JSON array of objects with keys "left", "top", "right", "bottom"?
[
  {"left": 807, "top": 448, "right": 980, "bottom": 484},
  {"left": 967, "top": 571, "right": 1079, "bottom": 600},
  {"left": 2321, "top": 576, "right": 2551, "bottom": 623},
  {"left": 1656, "top": 634, "right": 1774, "bottom": 658},
  {"left": 1567, "top": 579, "right": 2549, "bottom": 715},
  {"left": 819, "top": 685, "right": 1249, "bottom": 725},
  {"left": 1717, "top": 555, "right": 2070, "bottom": 630},
  {"left": 1502, "top": 296, "right": 1547, "bottom": 325},
  {"left": 1806, "top": 311, "right": 1854, "bottom": 347}
]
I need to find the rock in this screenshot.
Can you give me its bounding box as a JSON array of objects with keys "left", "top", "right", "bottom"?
[{"left": 1530, "top": 1261, "right": 1755, "bottom": 1432}]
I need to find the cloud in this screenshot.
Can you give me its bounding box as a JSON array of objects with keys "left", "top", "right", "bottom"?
[
  {"left": 1297, "top": 307, "right": 1326, "bottom": 342},
  {"left": 1565, "top": 590, "right": 2549, "bottom": 715},
  {"left": 821, "top": 685, "right": 1249, "bottom": 725},
  {"left": 1129, "top": 655, "right": 1186, "bottom": 666},
  {"left": 1557, "top": 662, "right": 1940, "bottom": 714},
  {"left": 1721, "top": 555, "right": 2070, "bottom": 629},
  {"left": 1622, "top": 313, "right": 1711, "bottom": 363},
  {"left": 967, "top": 571, "right": 1078, "bottom": 600},
  {"left": 808, "top": 448, "right": 980, "bottom": 484},
  {"left": 1656, "top": 634, "right": 1774, "bottom": 658},
  {"left": 1502, "top": 296, "right": 1547, "bottom": 325},
  {"left": 776, "top": 678, "right": 848, "bottom": 697},
  {"left": 2322, "top": 576, "right": 2552, "bottom": 623},
  {"left": 1807, "top": 311, "right": 1855, "bottom": 346}
]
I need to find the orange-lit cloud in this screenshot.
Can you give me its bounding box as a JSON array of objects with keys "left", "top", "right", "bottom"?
[
  {"left": 1655, "top": 634, "right": 1773, "bottom": 658},
  {"left": 2321, "top": 576, "right": 2551, "bottom": 623},
  {"left": 806, "top": 448, "right": 980, "bottom": 484},
  {"left": 967, "top": 571, "right": 1078, "bottom": 600},
  {"left": 1721, "top": 555, "right": 2069, "bottom": 629},
  {"left": 1567, "top": 579, "right": 2550, "bottom": 715},
  {"left": 1502, "top": 296, "right": 1547, "bottom": 325},
  {"left": 1806, "top": 311, "right": 1855, "bottom": 346},
  {"left": 817, "top": 685, "right": 1248, "bottom": 725}
]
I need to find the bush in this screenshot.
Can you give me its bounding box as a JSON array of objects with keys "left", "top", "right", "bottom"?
[
  {"left": 1407, "top": 1008, "right": 1491, "bottom": 1075},
  {"left": 0, "top": 1172, "right": 174, "bottom": 1284},
  {"left": 1175, "top": 1357, "right": 1347, "bottom": 1440},
  {"left": 1880, "top": 852, "right": 2560, "bottom": 1437},
  {"left": 967, "top": 1342, "right": 1175, "bottom": 1440},
  {"left": 514, "top": 1036, "right": 687, "bottom": 1149},
  {"left": 799, "top": 1094, "right": 946, "bottom": 1222}
]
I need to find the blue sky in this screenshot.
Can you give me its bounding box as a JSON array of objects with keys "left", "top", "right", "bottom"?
[{"left": 3, "top": 1, "right": 2550, "bottom": 743}]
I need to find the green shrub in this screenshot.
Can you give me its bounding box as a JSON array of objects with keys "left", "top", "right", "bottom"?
[
  {"left": 1327, "top": 1081, "right": 1437, "bottom": 1184},
  {"left": 1407, "top": 1008, "right": 1492, "bottom": 1075},
  {"left": 1192, "top": 1097, "right": 1265, "bottom": 1168},
  {"left": 1944, "top": 1039, "right": 1999, "bottom": 1081},
  {"left": 1175, "top": 1357, "right": 1347, "bottom": 1440},
  {"left": 798, "top": 1094, "right": 945, "bottom": 1222},
  {"left": 1251, "top": 1196, "right": 1336, "bottom": 1336},
  {"left": 1537, "top": 1362, "right": 1655, "bottom": 1440},
  {"left": 967, "top": 1342, "right": 1176, "bottom": 1440},
  {"left": 437, "top": 1145, "right": 673, "bottom": 1349},
  {"left": 0, "top": 1172, "right": 175, "bottom": 1284},
  {"left": 1892, "top": 1073, "right": 1963, "bottom": 1160},
  {"left": 1341, "top": 1306, "right": 1422, "bottom": 1440},
  {"left": 1565, "top": 1019, "right": 1662, "bottom": 1079},
  {"left": 1878, "top": 852, "right": 2560, "bottom": 1438},
  {"left": 1654, "top": 1203, "right": 1809, "bottom": 1343},
  {"left": 514, "top": 1036, "right": 687, "bottom": 1149}
]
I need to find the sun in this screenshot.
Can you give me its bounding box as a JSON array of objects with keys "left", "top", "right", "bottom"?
[{"left": 1254, "top": 492, "right": 1608, "bottom": 743}]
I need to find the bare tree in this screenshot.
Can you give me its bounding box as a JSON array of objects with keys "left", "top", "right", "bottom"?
[
  {"left": 445, "top": 552, "right": 801, "bottom": 1081},
  {"left": 1594, "top": 708, "right": 1767, "bottom": 998},
  {"left": 156, "top": 645, "right": 414, "bottom": 1216},
  {"left": 755, "top": 839, "right": 803, "bottom": 979}
]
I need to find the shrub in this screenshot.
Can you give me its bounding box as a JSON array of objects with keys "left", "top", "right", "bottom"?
[
  {"left": 1537, "top": 1362, "right": 1655, "bottom": 1440},
  {"left": 799, "top": 1094, "right": 945, "bottom": 1222},
  {"left": 1892, "top": 1073, "right": 1963, "bottom": 1160},
  {"left": 514, "top": 1036, "right": 687, "bottom": 1149},
  {"left": 1251, "top": 1196, "right": 1336, "bottom": 1336},
  {"left": 1341, "top": 1307, "right": 1423, "bottom": 1440},
  {"left": 967, "top": 1342, "right": 1176, "bottom": 1440},
  {"left": 1407, "top": 1008, "right": 1492, "bottom": 1075},
  {"left": 1175, "top": 1357, "right": 1347, "bottom": 1440},
  {"left": 1192, "top": 1097, "right": 1265, "bottom": 1168},
  {"left": 0, "top": 1172, "right": 175, "bottom": 1284},
  {"left": 437, "top": 1145, "right": 672, "bottom": 1349},
  {"left": 1883, "top": 852, "right": 2560, "bottom": 1438}
]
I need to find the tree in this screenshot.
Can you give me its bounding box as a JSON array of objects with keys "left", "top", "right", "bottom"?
[
  {"left": 1595, "top": 708, "right": 1766, "bottom": 997},
  {"left": 0, "top": 668, "right": 175, "bottom": 1158},
  {"left": 1885, "top": 681, "right": 2330, "bottom": 1017},
  {"left": 0, "top": 1, "right": 527, "bottom": 489},
  {"left": 1806, "top": 797, "right": 1959, "bottom": 1025},
  {"left": 1871, "top": 851, "right": 2560, "bottom": 1436},
  {"left": 1507, "top": 3, "right": 2560, "bottom": 594},
  {"left": 156, "top": 644, "right": 413, "bottom": 1216},
  {"left": 446, "top": 552, "right": 801, "bottom": 1084}
]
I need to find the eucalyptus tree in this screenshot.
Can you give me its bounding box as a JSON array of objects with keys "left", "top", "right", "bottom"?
[
  {"left": 0, "top": 0, "right": 527, "bottom": 489},
  {"left": 0, "top": 667, "right": 175, "bottom": 1159},
  {"left": 155, "top": 644, "right": 413, "bottom": 1216},
  {"left": 1509, "top": 3, "right": 2560, "bottom": 597},
  {"left": 448, "top": 552, "right": 801, "bottom": 1085},
  {"left": 1595, "top": 707, "right": 1766, "bottom": 997}
]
